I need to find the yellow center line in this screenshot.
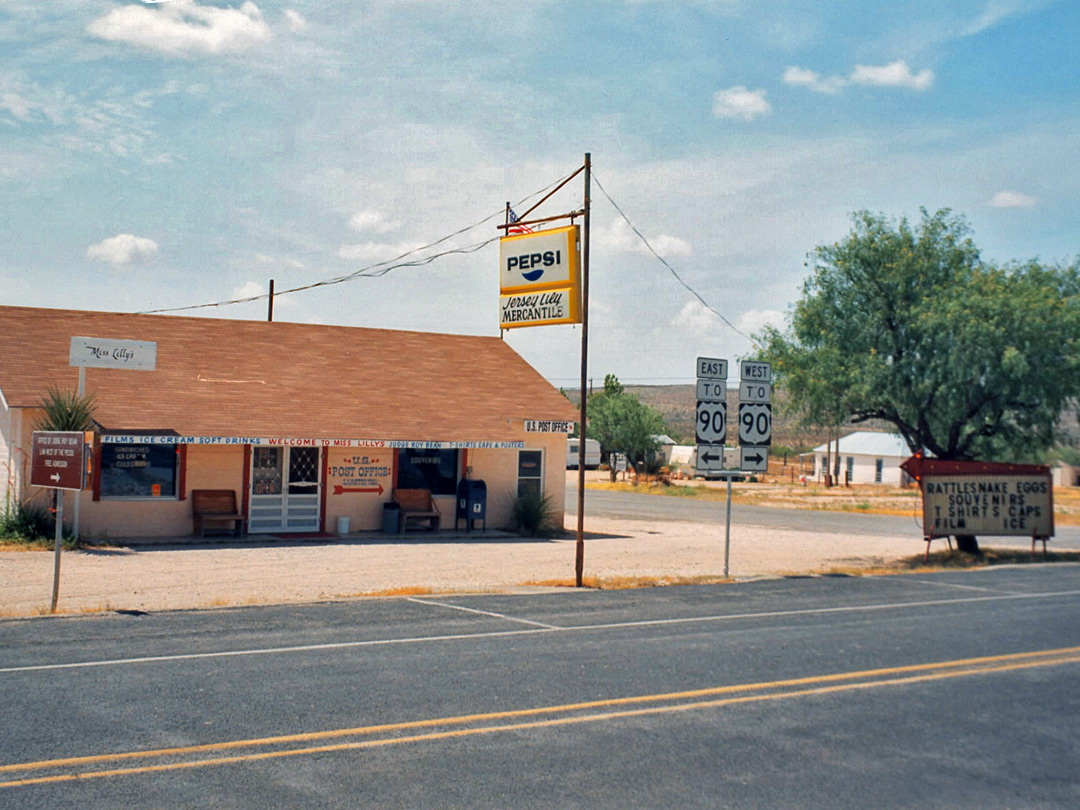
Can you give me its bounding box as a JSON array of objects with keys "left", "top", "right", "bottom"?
[{"left": 3, "top": 645, "right": 1079, "bottom": 789}]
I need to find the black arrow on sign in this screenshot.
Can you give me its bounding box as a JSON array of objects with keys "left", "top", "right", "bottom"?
[
  {"left": 700, "top": 450, "right": 723, "bottom": 464},
  {"left": 744, "top": 451, "right": 765, "bottom": 465}
]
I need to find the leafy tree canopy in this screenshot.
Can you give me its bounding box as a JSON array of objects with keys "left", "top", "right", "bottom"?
[
  {"left": 586, "top": 375, "right": 664, "bottom": 465},
  {"left": 759, "top": 209, "right": 1080, "bottom": 462}
]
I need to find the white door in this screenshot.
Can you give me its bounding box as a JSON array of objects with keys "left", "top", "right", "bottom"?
[{"left": 249, "top": 446, "right": 322, "bottom": 533}]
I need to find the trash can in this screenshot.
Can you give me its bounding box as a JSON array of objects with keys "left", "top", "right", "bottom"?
[
  {"left": 455, "top": 479, "right": 487, "bottom": 531},
  {"left": 336, "top": 516, "right": 350, "bottom": 536},
  {"left": 382, "top": 501, "right": 400, "bottom": 534}
]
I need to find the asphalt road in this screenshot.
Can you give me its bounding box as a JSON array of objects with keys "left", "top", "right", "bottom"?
[
  {"left": 2, "top": 567, "right": 1080, "bottom": 808},
  {"left": 568, "top": 485, "right": 1080, "bottom": 548}
]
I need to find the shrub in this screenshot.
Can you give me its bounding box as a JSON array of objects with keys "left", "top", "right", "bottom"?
[
  {"left": 0, "top": 501, "right": 55, "bottom": 543},
  {"left": 509, "top": 490, "right": 556, "bottom": 537}
]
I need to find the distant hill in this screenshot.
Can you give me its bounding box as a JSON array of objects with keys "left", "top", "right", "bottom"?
[
  {"left": 563, "top": 384, "right": 1080, "bottom": 457},
  {"left": 563, "top": 384, "right": 834, "bottom": 453}
]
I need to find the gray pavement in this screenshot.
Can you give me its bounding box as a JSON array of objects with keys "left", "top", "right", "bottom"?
[{"left": 2, "top": 567, "right": 1079, "bottom": 807}]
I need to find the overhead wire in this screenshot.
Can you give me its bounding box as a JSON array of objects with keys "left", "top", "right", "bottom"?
[
  {"left": 591, "top": 171, "right": 753, "bottom": 343},
  {"left": 137, "top": 164, "right": 759, "bottom": 345},
  {"left": 137, "top": 168, "right": 582, "bottom": 316}
]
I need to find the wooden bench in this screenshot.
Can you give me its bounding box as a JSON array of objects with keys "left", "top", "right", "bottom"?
[
  {"left": 192, "top": 489, "right": 245, "bottom": 538},
  {"left": 393, "top": 488, "right": 440, "bottom": 533}
]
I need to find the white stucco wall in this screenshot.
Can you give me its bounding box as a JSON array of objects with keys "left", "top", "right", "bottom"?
[
  {"left": 0, "top": 394, "right": 16, "bottom": 515},
  {"left": 814, "top": 453, "right": 904, "bottom": 485}
]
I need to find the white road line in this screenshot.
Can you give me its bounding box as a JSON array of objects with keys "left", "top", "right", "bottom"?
[
  {"left": 906, "top": 579, "right": 1010, "bottom": 593},
  {"left": 3, "top": 589, "right": 1079, "bottom": 675},
  {"left": 559, "top": 590, "right": 1080, "bottom": 632},
  {"left": 406, "top": 597, "right": 562, "bottom": 629}
]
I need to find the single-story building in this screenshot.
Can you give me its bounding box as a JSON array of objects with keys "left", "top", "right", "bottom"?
[
  {"left": 806, "top": 431, "right": 913, "bottom": 486},
  {"left": 650, "top": 434, "right": 678, "bottom": 465},
  {"left": 0, "top": 305, "right": 578, "bottom": 539},
  {"left": 1052, "top": 463, "right": 1078, "bottom": 487}
]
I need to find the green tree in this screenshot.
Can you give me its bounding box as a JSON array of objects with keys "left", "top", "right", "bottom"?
[
  {"left": 586, "top": 376, "right": 665, "bottom": 480},
  {"left": 760, "top": 209, "right": 1080, "bottom": 552}
]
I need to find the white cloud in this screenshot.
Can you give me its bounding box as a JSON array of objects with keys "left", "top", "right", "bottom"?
[
  {"left": 349, "top": 209, "right": 401, "bottom": 234},
  {"left": 86, "top": 234, "right": 159, "bottom": 268},
  {"left": 782, "top": 66, "right": 846, "bottom": 94},
  {"left": 671, "top": 301, "right": 719, "bottom": 338},
  {"left": 595, "top": 219, "right": 692, "bottom": 258},
  {"left": 736, "top": 308, "right": 786, "bottom": 335},
  {"left": 988, "top": 190, "right": 1038, "bottom": 208},
  {"left": 786, "top": 61, "right": 933, "bottom": 94},
  {"left": 712, "top": 86, "right": 771, "bottom": 121},
  {"left": 850, "top": 60, "right": 933, "bottom": 90},
  {"left": 283, "top": 9, "right": 307, "bottom": 32},
  {"left": 232, "top": 281, "right": 265, "bottom": 300},
  {"left": 336, "top": 240, "right": 424, "bottom": 263},
  {"left": 87, "top": 0, "right": 272, "bottom": 56}
]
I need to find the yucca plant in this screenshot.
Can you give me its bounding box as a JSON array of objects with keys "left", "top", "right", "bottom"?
[
  {"left": 36, "top": 387, "right": 97, "bottom": 431},
  {"left": 509, "top": 490, "right": 556, "bottom": 537}
]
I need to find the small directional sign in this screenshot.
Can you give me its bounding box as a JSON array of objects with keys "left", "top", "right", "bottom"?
[
  {"left": 30, "top": 431, "right": 86, "bottom": 491},
  {"left": 697, "top": 357, "right": 728, "bottom": 380},
  {"left": 739, "top": 360, "right": 772, "bottom": 383},
  {"left": 695, "top": 444, "right": 725, "bottom": 475},
  {"left": 738, "top": 402, "right": 772, "bottom": 446},
  {"left": 696, "top": 400, "right": 727, "bottom": 445},
  {"left": 739, "top": 380, "right": 771, "bottom": 404},
  {"left": 740, "top": 445, "right": 769, "bottom": 473},
  {"left": 696, "top": 379, "right": 726, "bottom": 401}
]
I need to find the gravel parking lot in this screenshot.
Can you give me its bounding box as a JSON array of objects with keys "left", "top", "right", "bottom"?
[{"left": 0, "top": 511, "right": 917, "bottom": 617}]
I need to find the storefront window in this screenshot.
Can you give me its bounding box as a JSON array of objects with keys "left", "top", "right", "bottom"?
[
  {"left": 517, "top": 450, "right": 543, "bottom": 497},
  {"left": 397, "top": 449, "right": 459, "bottom": 495},
  {"left": 100, "top": 444, "right": 178, "bottom": 499}
]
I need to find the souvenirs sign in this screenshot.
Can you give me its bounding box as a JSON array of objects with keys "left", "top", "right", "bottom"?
[{"left": 901, "top": 456, "right": 1054, "bottom": 539}]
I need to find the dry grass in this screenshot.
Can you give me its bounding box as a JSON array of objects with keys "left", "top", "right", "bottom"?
[
  {"left": 522, "top": 574, "right": 733, "bottom": 590},
  {"left": 902, "top": 547, "right": 1080, "bottom": 569},
  {"left": 358, "top": 585, "right": 436, "bottom": 597},
  {"left": 587, "top": 480, "right": 1080, "bottom": 525}
]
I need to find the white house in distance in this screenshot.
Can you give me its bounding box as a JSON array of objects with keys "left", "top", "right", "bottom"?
[{"left": 808, "top": 431, "right": 912, "bottom": 485}]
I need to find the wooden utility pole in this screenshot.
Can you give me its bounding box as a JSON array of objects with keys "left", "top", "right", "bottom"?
[{"left": 575, "top": 153, "right": 591, "bottom": 587}]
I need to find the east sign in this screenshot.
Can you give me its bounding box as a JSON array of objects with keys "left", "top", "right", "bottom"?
[{"left": 499, "top": 225, "right": 582, "bottom": 329}]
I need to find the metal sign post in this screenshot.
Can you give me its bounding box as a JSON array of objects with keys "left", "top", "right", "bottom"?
[
  {"left": 31, "top": 431, "right": 86, "bottom": 613},
  {"left": 695, "top": 357, "right": 737, "bottom": 576},
  {"left": 69, "top": 336, "right": 157, "bottom": 543}
]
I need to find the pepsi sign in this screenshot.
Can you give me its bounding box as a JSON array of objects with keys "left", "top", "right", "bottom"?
[{"left": 499, "top": 225, "right": 580, "bottom": 294}]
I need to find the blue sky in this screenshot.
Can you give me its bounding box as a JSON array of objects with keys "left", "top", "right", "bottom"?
[{"left": 1, "top": 0, "right": 1077, "bottom": 387}]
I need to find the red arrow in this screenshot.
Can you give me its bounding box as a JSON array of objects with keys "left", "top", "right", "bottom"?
[{"left": 333, "top": 483, "right": 385, "bottom": 496}]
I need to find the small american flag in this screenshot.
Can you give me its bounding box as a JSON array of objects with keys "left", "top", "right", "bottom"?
[{"left": 507, "top": 208, "right": 533, "bottom": 235}]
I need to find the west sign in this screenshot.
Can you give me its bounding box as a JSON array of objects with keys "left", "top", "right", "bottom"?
[{"left": 499, "top": 225, "right": 582, "bottom": 329}]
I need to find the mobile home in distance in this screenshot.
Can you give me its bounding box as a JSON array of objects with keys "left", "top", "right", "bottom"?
[{"left": 566, "top": 438, "right": 601, "bottom": 469}]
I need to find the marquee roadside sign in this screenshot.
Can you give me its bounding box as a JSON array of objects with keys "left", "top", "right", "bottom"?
[
  {"left": 901, "top": 456, "right": 1054, "bottom": 541},
  {"left": 499, "top": 225, "right": 582, "bottom": 329}
]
